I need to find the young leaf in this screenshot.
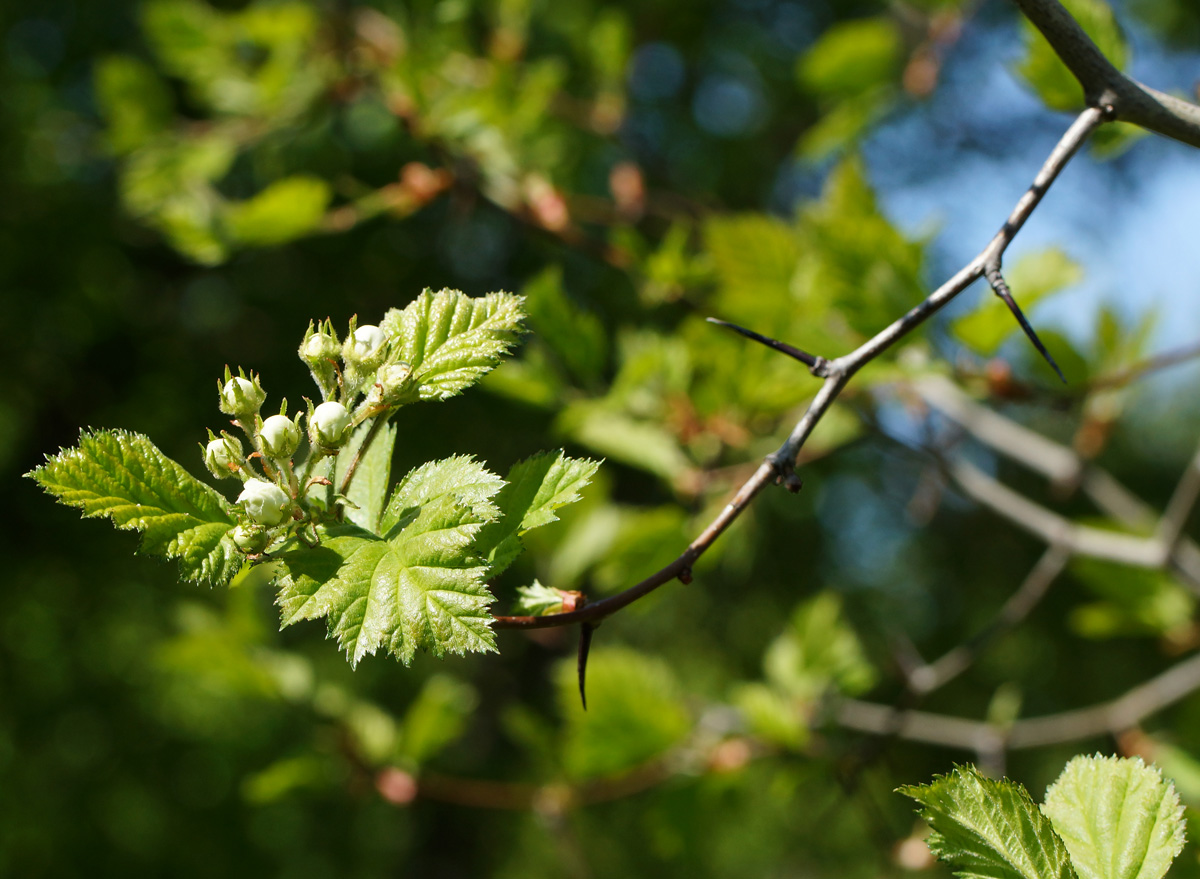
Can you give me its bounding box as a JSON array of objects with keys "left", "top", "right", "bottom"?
[
  {"left": 28, "top": 429, "right": 240, "bottom": 587},
  {"left": 276, "top": 497, "right": 496, "bottom": 666},
  {"left": 378, "top": 455, "right": 504, "bottom": 537},
  {"left": 899, "top": 765, "right": 1077, "bottom": 879},
  {"left": 380, "top": 288, "right": 525, "bottom": 401},
  {"left": 476, "top": 451, "right": 601, "bottom": 578},
  {"left": 512, "top": 580, "right": 569, "bottom": 616},
  {"left": 335, "top": 420, "right": 397, "bottom": 534},
  {"left": 1042, "top": 755, "right": 1186, "bottom": 879}
]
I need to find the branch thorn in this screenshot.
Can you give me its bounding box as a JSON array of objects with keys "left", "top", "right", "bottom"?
[
  {"left": 577, "top": 622, "right": 597, "bottom": 710},
  {"left": 986, "top": 268, "right": 1066, "bottom": 384},
  {"left": 706, "top": 317, "right": 820, "bottom": 370}
]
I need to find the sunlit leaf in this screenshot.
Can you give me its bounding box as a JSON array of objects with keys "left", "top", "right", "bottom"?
[
  {"left": 1042, "top": 754, "right": 1186, "bottom": 879},
  {"left": 28, "top": 429, "right": 239, "bottom": 587},
  {"left": 899, "top": 765, "right": 1077, "bottom": 879}
]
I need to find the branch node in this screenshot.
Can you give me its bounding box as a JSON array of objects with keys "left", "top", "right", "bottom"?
[{"left": 678, "top": 567, "right": 694, "bottom": 585}]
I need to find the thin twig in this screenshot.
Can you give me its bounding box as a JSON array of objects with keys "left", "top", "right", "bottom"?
[
  {"left": 338, "top": 415, "right": 387, "bottom": 496},
  {"left": 836, "top": 649, "right": 1200, "bottom": 751}
]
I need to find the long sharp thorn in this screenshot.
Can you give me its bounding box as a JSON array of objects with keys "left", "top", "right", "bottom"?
[
  {"left": 990, "top": 280, "right": 1066, "bottom": 384},
  {"left": 706, "top": 317, "right": 818, "bottom": 367},
  {"left": 577, "top": 622, "right": 596, "bottom": 711}
]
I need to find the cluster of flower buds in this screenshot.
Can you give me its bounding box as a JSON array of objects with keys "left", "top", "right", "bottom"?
[{"left": 207, "top": 313, "right": 421, "bottom": 555}]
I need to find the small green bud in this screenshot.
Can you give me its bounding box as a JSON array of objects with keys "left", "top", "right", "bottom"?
[
  {"left": 220, "top": 374, "right": 266, "bottom": 418},
  {"left": 237, "top": 478, "right": 290, "bottom": 527},
  {"left": 260, "top": 413, "right": 302, "bottom": 459},
  {"left": 203, "top": 434, "right": 243, "bottom": 479},
  {"left": 301, "top": 330, "right": 340, "bottom": 365},
  {"left": 310, "top": 401, "right": 351, "bottom": 449},
  {"left": 232, "top": 523, "right": 271, "bottom": 554},
  {"left": 367, "top": 362, "right": 419, "bottom": 409}
]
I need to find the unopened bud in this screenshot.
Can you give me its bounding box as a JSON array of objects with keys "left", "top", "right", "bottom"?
[
  {"left": 220, "top": 375, "right": 266, "bottom": 418},
  {"left": 260, "top": 414, "right": 302, "bottom": 459},
  {"left": 203, "top": 435, "right": 243, "bottom": 479},
  {"left": 310, "top": 401, "right": 351, "bottom": 449},
  {"left": 232, "top": 523, "right": 271, "bottom": 554},
  {"left": 237, "top": 478, "right": 290, "bottom": 527},
  {"left": 368, "top": 362, "right": 418, "bottom": 409},
  {"left": 344, "top": 325, "right": 388, "bottom": 367}
]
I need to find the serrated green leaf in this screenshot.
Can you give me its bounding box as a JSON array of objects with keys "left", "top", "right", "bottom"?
[
  {"left": 1042, "top": 755, "right": 1186, "bottom": 879},
  {"left": 512, "top": 580, "right": 568, "bottom": 616},
  {"left": 475, "top": 451, "right": 600, "bottom": 578},
  {"left": 555, "top": 647, "right": 690, "bottom": 780},
  {"left": 276, "top": 497, "right": 496, "bottom": 666},
  {"left": 335, "top": 420, "right": 397, "bottom": 534},
  {"left": 398, "top": 674, "right": 478, "bottom": 766},
  {"left": 899, "top": 765, "right": 1077, "bottom": 879},
  {"left": 28, "top": 429, "right": 239, "bottom": 587},
  {"left": 380, "top": 288, "right": 526, "bottom": 401},
  {"left": 378, "top": 455, "right": 504, "bottom": 537}
]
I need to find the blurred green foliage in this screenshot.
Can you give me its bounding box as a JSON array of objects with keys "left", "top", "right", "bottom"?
[{"left": 7, "top": 0, "right": 1200, "bottom": 876}]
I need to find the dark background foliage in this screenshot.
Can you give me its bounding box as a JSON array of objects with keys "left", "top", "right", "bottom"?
[{"left": 5, "top": 0, "right": 1200, "bottom": 875}]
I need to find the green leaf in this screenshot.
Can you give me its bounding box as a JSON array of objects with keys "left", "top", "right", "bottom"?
[
  {"left": 953, "top": 249, "right": 1083, "bottom": 355},
  {"left": 94, "top": 54, "right": 173, "bottom": 154},
  {"left": 223, "top": 175, "right": 331, "bottom": 247},
  {"left": 335, "top": 420, "right": 398, "bottom": 534},
  {"left": 555, "top": 647, "right": 690, "bottom": 780},
  {"left": 522, "top": 266, "right": 607, "bottom": 387},
  {"left": 1042, "top": 755, "right": 1186, "bottom": 879},
  {"left": 512, "top": 580, "right": 569, "bottom": 616},
  {"left": 28, "top": 429, "right": 239, "bottom": 587},
  {"left": 764, "top": 592, "right": 876, "bottom": 703},
  {"left": 556, "top": 401, "right": 690, "bottom": 484},
  {"left": 1067, "top": 557, "right": 1194, "bottom": 639},
  {"left": 475, "top": 451, "right": 600, "bottom": 578},
  {"left": 797, "top": 17, "right": 903, "bottom": 100},
  {"left": 398, "top": 674, "right": 478, "bottom": 766},
  {"left": 1016, "top": 0, "right": 1129, "bottom": 111},
  {"left": 276, "top": 497, "right": 496, "bottom": 666},
  {"left": 381, "top": 288, "right": 526, "bottom": 401},
  {"left": 899, "top": 765, "right": 1077, "bottom": 879},
  {"left": 378, "top": 455, "right": 504, "bottom": 537}
]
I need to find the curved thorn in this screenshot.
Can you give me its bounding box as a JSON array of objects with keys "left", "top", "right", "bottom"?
[{"left": 577, "top": 622, "right": 597, "bottom": 710}]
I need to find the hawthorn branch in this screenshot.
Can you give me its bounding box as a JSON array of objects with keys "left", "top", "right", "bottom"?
[
  {"left": 495, "top": 106, "right": 1104, "bottom": 631},
  {"left": 1012, "top": 0, "right": 1200, "bottom": 148}
]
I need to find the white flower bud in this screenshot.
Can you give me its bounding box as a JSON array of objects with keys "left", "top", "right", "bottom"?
[
  {"left": 204, "top": 435, "right": 243, "bottom": 479},
  {"left": 310, "top": 401, "right": 351, "bottom": 448},
  {"left": 220, "top": 376, "right": 265, "bottom": 417},
  {"left": 368, "top": 362, "right": 417, "bottom": 409},
  {"left": 237, "top": 478, "right": 290, "bottom": 527},
  {"left": 260, "top": 414, "right": 302, "bottom": 459},
  {"left": 349, "top": 325, "right": 387, "bottom": 359}
]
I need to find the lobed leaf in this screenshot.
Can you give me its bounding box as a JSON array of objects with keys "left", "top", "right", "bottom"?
[
  {"left": 276, "top": 496, "right": 496, "bottom": 666},
  {"left": 28, "top": 428, "right": 240, "bottom": 587},
  {"left": 381, "top": 288, "right": 525, "bottom": 401},
  {"left": 476, "top": 451, "right": 600, "bottom": 578},
  {"left": 1042, "top": 755, "right": 1186, "bottom": 879},
  {"left": 899, "top": 765, "right": 1077, "bottom": 879},
  {"left": 378, "top": 455, "right": 504, "bottom": 537}
]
